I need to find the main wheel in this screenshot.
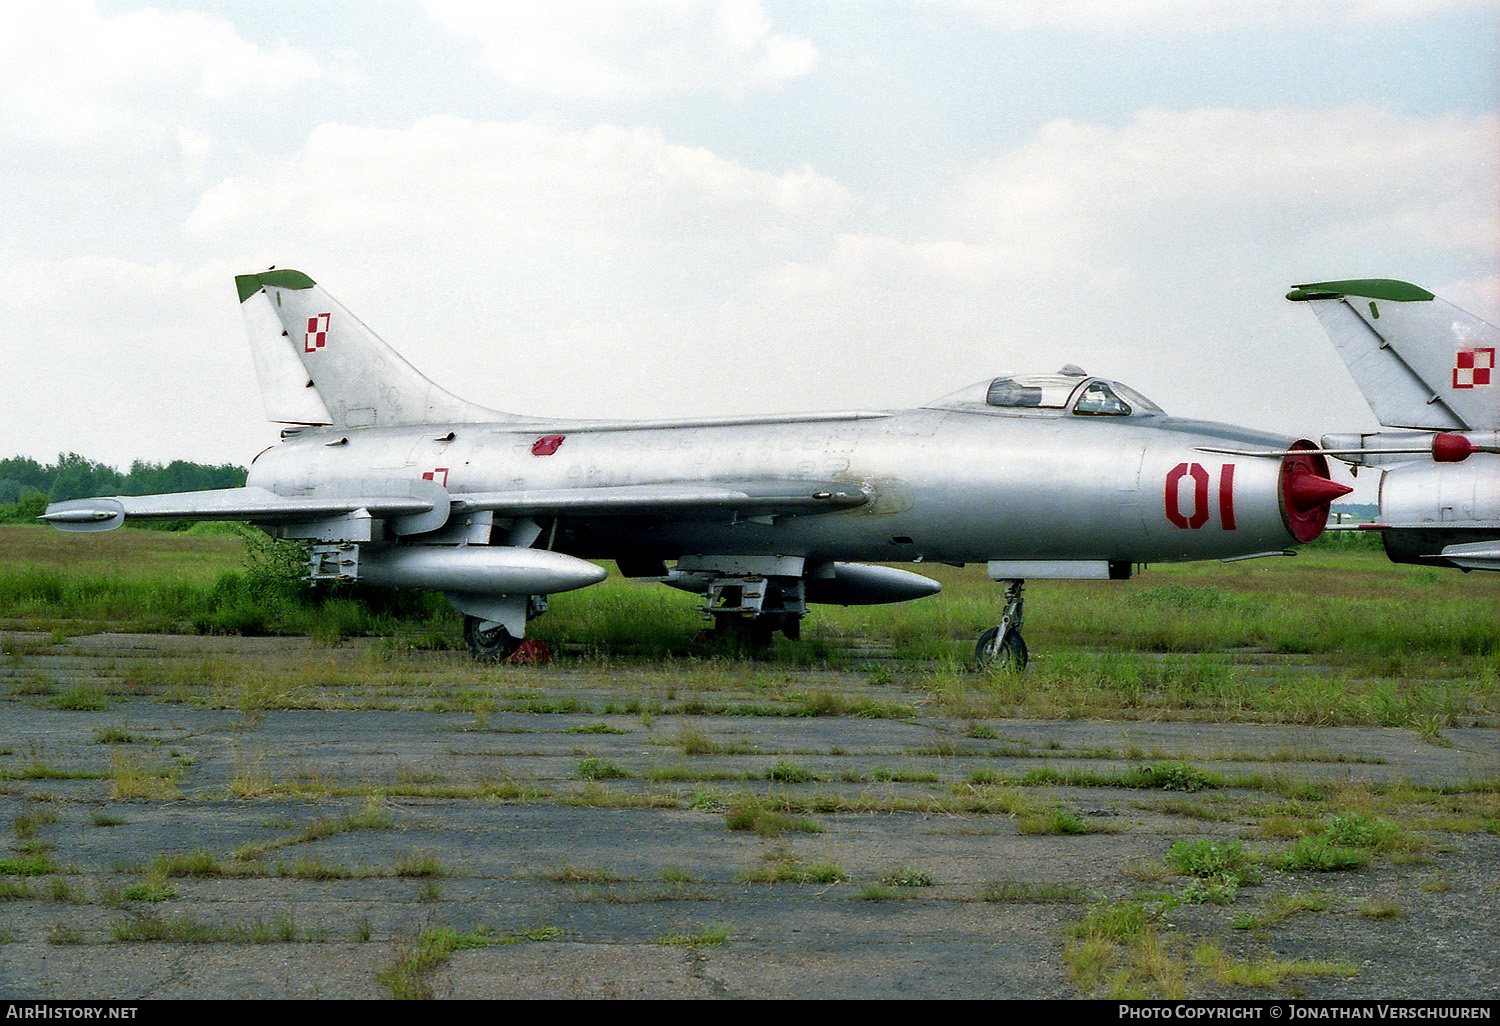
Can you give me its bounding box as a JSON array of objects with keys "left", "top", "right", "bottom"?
[
  {"left": 712, "top": 614, "right": 776, "bottom": 649},
  {"left": 464, "top": 615, "right": 522, "bottom": 663},
  {"left": 974, "top": 627, "right": 1028, "bottom": 671}
]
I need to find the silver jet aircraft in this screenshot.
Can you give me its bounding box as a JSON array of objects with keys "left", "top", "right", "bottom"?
[
  {"left": 1279, "top": 279, "right": 1500, "bottom": 571},
  {"left": 44, "top": 268, "right": 1353, "bottom": 667}
]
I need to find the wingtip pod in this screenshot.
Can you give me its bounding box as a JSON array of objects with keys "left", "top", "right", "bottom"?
[
  {"left": 1433, "top": 433, "right": 1476, "bottom": 463},
  {"left": 40, "top": 499, "right": 125, "bottom": 532}
]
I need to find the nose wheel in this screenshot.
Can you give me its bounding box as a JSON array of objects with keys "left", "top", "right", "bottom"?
[{"left": 975, "top": 579, "right": 1027, "bottom": 671}]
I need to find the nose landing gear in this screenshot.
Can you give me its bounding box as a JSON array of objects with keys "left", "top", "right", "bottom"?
[{"left": 975, "top": 579, "right": 1027, "bottom": 671}]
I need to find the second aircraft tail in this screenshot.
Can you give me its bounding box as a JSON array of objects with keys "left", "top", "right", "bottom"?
[{"left": 1287, "top": 278, "right": 1499, "bottom": 432}]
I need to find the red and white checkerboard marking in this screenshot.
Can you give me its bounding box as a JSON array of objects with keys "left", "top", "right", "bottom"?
[
  {"left": 422, "top": 468, "right": 449, "bottom": 487},
  {"left": 1453, "top": 347, "right": 1495, "bottom": 389},
  {"left": 304, "top": 313, "right": 330, "bottom": 353}
]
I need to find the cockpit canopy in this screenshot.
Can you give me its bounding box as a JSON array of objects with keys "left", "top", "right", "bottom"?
[{"left": 929, "top": 369, "right": 1165, "bottom": 418}]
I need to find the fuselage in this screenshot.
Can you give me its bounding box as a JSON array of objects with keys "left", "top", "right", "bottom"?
[{"left": 248, "top": 401, "right": 1314, "bottom": 566}]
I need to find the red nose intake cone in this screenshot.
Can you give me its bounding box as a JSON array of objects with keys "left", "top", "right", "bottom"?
[
  {"left": 1286, "top": 472, "right": 1353, "bottom": 513},
  {"left": 1279, "top": 443, "right": 1351, "bottom": 543}
]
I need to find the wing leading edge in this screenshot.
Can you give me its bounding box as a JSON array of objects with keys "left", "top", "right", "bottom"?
[{"left": 42, "top": 479, "right": 870, "bottom": 533}]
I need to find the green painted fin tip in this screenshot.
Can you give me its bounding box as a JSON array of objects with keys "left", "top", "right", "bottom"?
[
  {"left": 235, "top": 269, "right": 317, "bottom": 304},
  {"left": 1286, "top": 279, "right": 1435, "bottom": 303}
]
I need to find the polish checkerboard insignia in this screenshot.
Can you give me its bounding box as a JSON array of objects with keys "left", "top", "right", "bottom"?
[
  {"left": 1452, "top": 347, "right": 1495, "bottom": 389},
  {"left": 422, "top": 468, "right": 449, "bottom": 487},
  {"left": 304, "top": 313, "right": 331, "bottom": 353}
]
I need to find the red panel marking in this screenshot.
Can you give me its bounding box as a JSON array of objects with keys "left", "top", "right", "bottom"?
[
  {"left": 1218, "top": 464, "right": 1236, "bottom": 531},
  {"left": 304, "top": 312, "right": 330, "bottom": 353},
  {"left": 531, "top": 435, "right": 565, "bottom": 456},
  {"left": 421, "top": 468, "right": 449, "bottom": 487},
  {"left": 1453, "top": 347, "right": 1495, "bottom": 389}
]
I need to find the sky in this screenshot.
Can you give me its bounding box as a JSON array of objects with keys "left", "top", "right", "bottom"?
[{"left": 1, "top": 0, "right": 1496, "bottom": 505}]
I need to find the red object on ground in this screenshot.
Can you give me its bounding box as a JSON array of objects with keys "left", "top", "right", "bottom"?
[{"left": 508, "top": 640, "right": 552, "bottom": 665}]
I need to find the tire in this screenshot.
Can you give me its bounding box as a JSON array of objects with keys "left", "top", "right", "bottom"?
[
  {"left": 464, "top": 615, "right": 522, "bottom": 663},
  {"left": 974, "top": 627, "right": 1027, "bottom": 671},
  {"left": 713, "top": 614, "right": 777, "bottom": 647}
]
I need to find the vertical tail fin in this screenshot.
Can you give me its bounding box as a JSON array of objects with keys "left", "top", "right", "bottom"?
[
  {"left": 1287, "top": 279, "right": 1500, "bottom": 432},
  {"left": 235, "top": 268, "right": 512, "bottom": 428}
]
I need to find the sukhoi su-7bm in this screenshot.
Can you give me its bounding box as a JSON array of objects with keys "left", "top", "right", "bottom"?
[{"left": 45, "top": 268, "right": 1351, "bottom": 667}]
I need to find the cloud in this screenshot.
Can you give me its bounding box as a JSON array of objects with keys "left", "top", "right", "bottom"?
[
  {"left": 0, "top": 257, "right": 265, "bottom": 466},
  {"left": 181, "top": 115, "right": 854, "bottom": 420},
  {"left": 0, "top": 0, "right": 326, "bottom": 182},
  {"left": 612, "top": 104, "right": 1499, "bottom": 435},
  {"left": 188, "top": 116, "right": 852, "bottom": 260},
  {"left": 947, "top": 106, "right": 1499, "bottom": 276},
  {"left": 174, "top": 104, "right": 1494, "bottom": 441},
  {"left": 419, "top": 0, "right": 816, "bottom": 97},
  {"left": 933, "top": 0, "right": 1485, "bottom": 33}
]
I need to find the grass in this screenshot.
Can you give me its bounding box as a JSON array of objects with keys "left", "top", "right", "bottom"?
[
  {"left": 1231, "top": 891, "right": 1334, "bottom": 930},
  {"left": 110, "top": 913, "right": 323, "bottom": 944},
  {"left": 1021, "top": 762, "right": 1223, "bottom": 792},
  {"left": 981, "top": 880, "right": 1090, "bottom": 903},
  {"left": 378, "top": 925, "right": 563, "bottom": 999},
  {"left": 724, "top": 800, "right": 822, "bottom": 837},
  {"left": 1192, "top": 942, "right": 1359, "bottom": 988},
  {"left": 656, "top": 923, "right": 731, "bottom": 946},
  {"left": 1065, "top": 898, "right": 1185, "bottom": 999},
  {"left": 108, "top": 752, "right": 181, "bottom": 800},
  {"left": 740, "top": 861, "right": 847, "bottom": 884},
  {"left": 3, "top": 526, "right": 1498, "bottom": 700},
  {"left": 0, "top": 853, "right": 62, "bottom": 876},
  {"left": 0, "top": 528, "right": 1495, "bottom": 999},
  {"left": 740, "top": 846, "right": 848, "bottom": 884},
  {"left": 576, "top": 757, "right": 629, "bottom": 780},
  {"left": 1272, "top": 838, "right": 1370, "bottom": 872}
]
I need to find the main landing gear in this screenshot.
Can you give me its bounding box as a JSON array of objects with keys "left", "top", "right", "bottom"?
[
  {"left": 975, "top": 579, "right": 1028, "bottom": 672},
  {"left": 464, "top": 615, "right": 521, "bottom": 663},
  {"left": 706, "top": 577, "right": 805, "bottom": 648}
]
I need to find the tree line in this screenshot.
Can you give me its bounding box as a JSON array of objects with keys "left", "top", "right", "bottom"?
[{"left": 0, "top": 454, "right": 247, "bottom": 523}]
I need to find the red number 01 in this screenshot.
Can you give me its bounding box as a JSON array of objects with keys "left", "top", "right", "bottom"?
[{"left": 1165, "top": 462, "right": 1235, "bottom": 530}]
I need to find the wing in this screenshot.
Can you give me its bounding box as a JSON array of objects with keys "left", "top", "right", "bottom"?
[
  {"left": 452, "top": 480, "right": 869, "bottom": 520},
  {"left": 41, "top": 486, "right": 442, "bottom": 533},
  {"left": 43, "top": 478, "right": 869, "bottom": 533}
]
